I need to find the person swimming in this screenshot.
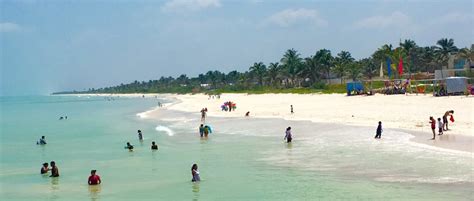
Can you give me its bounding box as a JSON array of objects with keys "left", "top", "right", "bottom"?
[
  {"left": 151, "top": 141, "right": 158, "bottom": 150},
  {"left": 37, "top": 136, "right": 47, "bottom": 145},
  {"left": 50, "top": 161, "right": 59, "bottom": 177},
  {"left": 191, "top": 164, "right": 200, "bottom": 182},
  {"left": 88, "top": 170, "right": 101, "bottom": 185},
  {"left": 125, "top": 142, "right": 134, "bottom": 151},
  {"left": 40, "top": 163, "right": 49, "bottom": 174}
]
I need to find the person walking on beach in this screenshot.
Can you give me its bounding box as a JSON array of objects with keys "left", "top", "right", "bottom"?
[
  {"left": 191, "top": 164, "right": 200, "bottom": 182},
  {"left": 374, "top": 121, "right": 383, "bottom": 139},
  {"left": 199, "top": 124, "right": 205, "bottom": 137},
  {"left": 200, "top": 108, "right": 207, "bottom": 122},
  {"left": 40, "top": 163, "right": 49, "bottom": 174},
  {"left": 37, "top": 136, "right": 47, "bottom": 145},
  {"left": 284, "top": 127, "right": 292, "bottom": 143},
  {"left": 290, "top": 105, "right": 294, "bottom": 114},
  {"left": 429, "top": 117, "right": 436, "bottom": 140},
  {"left": 137, "top": 130, "right": 143, "bottom": 140},
  {"left": 151, "top": 141, "right": 158, "bottom": 150},
  {"left": 443, "top": 110, "right": 454, "bottom": 131},
  {"left": 50, "top": 161, "right": 59, "bottom": 177},
  {"left": 88, "top": 170, "right": 101, "bottom": 185}
]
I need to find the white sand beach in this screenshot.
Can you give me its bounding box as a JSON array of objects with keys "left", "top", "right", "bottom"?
[{"left": 163, "top": 93, "right": 473, "bottom": 152}]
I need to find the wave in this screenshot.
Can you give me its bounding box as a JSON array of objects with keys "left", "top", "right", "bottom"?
[{"left": 155, "top": 125, "right": 175, "bottom": 136}]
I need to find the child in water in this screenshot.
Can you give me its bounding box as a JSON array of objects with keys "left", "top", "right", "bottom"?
[
  {"left": 437, "top": 118, "right": 443, "bottom": 135},
  {"left": 40, "top": 163, "right": 49, "bottom": 174}
]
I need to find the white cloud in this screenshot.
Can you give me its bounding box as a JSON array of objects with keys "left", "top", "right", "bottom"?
[
  {"left": 161, "top": 0, "right": 221, "bottom": 12},
  {"left": 0, "top": 22, "right": 21, "bottom": 32},
  {"left": 353, "top": 11, "right": 412, "bottom": 29},
  {"left": 435, "top": 12, "right": 473, "bottom": 24},
  {"left": 265, "top": 8, "right": 327, "bottom": 27}
]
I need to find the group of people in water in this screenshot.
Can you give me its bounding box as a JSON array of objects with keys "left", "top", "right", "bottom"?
[
  {"left": 429, "top": 110, "right": 455, "bottom": 140},
  {"left": 125, "top": 130, "right": 159, "bottom": 151}
]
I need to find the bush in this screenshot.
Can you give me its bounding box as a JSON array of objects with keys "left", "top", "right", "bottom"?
[{"left": 312, "top": 82, "right": 328, "bottom": 90}]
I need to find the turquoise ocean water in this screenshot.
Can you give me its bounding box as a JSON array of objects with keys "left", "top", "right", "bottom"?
[{"left": 0, "top": 95, "right": 472, "bottom": 201}]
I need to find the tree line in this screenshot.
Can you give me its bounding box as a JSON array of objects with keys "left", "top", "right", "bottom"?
[{"left": 57, "top": 38, "right": 473, "bottom": 94}]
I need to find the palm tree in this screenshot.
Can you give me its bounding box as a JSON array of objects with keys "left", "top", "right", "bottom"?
[
  {"left": 347, "top": 62, "right": 362, "bottom": 81},
  {"left": 280, "top": 49, "right": 303, "bottom": 87},
  {"left": 267, "top": 62, "right": 280, "bottom": 87},
  {"left": 400, "top": 39, "right": 417, "bottom": 75},
  {"left": 458, "top": 47, "right": 473, "bottom": 70},
  {"left": 333, "top": 51, "right": 354, "bottom": 84},
  {"left": 249, "top": 62, "right": 267, "bottom": 86},
  {"left": 435, "top": 38, "right": 459, "bottom": 67},
  {"left": 301, "top": 57, "right": 321, "bottom": 85},
  {"left": 314, "top": 49, "right": 333, "bottom": 83}
]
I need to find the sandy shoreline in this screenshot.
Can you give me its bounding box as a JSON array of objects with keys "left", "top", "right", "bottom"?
[{"left": 60, "top": 93, "right": 473, "bottom": 152}]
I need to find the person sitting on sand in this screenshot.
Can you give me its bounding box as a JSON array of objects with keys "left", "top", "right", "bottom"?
[
  {"left": 191, "top": 164, "right": 200, "bottom": 182},
  {"left": 429, "top": 117, "right": 436, "bottom": 140},
  {"left": 50, "top": 161, "right": 59, "bottom": 177},
  {"left": 88, "top": 170, "right": 101, "bottom": 185},
  {"left": 443, "top": 110, "right": 454, "bottom": 131},
  {"left": 374, "top": 121, "right": 383, "bottom": 139},
  {"left": 41, "top": 163, "right": 49, "bottom": 174},
  {"left": 137, "top": 130, "right": 143, "bottom": 140},
  {"left": 284, "top": 127, "right": 292, "bottom": 143},
  {"left": 37, "top": 136, "right": 47, "bottom": 145},
  {"left": 199, "top": 124, "right": 205, "bottom": 137},
  {"left": 125, "top": 142, "right": 134, "bottom": 151},
  {"left": 151, "top": 141, "right": 158, "bottom": 150}
]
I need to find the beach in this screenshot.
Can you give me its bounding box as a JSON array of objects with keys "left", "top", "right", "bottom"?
[{"left": 161, "top": 93, "right": 473, "bottom": 152}]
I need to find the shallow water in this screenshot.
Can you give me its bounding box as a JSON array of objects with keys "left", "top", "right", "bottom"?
[{"left": 1, "top": 95, "right": 472, "bottom": 200}]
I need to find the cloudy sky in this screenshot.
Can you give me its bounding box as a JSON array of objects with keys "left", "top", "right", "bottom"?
[{"left": 1, "top": 0, "right": 472, "bottom": 95}]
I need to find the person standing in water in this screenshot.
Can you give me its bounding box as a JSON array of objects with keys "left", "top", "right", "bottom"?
[
  {"left": 199, "top": 124, "right": 205, "bottom": 138},
  {"left": 40, "top": 163, "right": 49, "bottom": 174},
  {"left": 137, "top": 130, "right": 143, "bottom": 140},
  {"left": 191, "top": 164, "right": 200, "bottom": 182},
  {"left": 429, "top": 116, "right": 436, "bottom": 140},
  {"left": 88, "top": 170, "right": 101, "bottom": 185},
  {"left": 374, "top": 121, "right": 383, "bottom": 139},
  {"left": 50, "top": 161, "right": 59, "bottom": 177},
  {"left": 284, "top": 127, "right": 292, "bottom": 143},
  {"left": 151, "top": 141, "right": 158, "bottom": 150},
  {"left": 442, "top": 110, "right": 454, "bottom": 131}
]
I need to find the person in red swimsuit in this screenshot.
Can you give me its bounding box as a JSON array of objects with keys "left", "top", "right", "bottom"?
[
  {"left": 429, "top": 116, "right": 436, "bottom": 140},
  {"left": 88, "top": 170, "right": 101, "bottom": 185}
]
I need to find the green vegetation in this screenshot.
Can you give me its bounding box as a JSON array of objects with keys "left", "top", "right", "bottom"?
[{"left": 54, "top": 38, "right": 473, "bottom": 95}]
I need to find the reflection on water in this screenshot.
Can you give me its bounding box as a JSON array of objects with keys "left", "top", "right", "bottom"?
[
  {"left": 50, "top": 177, "right": 59, "bottom": 200},
  {"left": 88, "top": 185, "right": 102, "bottom": 201},
  {"left": 192, "top": 182, "right": 200, "bottom": 201},
  {"left": 286, "top": 142, "right": 293, "bottom": 149}
]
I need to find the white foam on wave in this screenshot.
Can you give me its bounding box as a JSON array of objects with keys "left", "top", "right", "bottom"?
[
  {"left": 155, "top": 125, "right": 175, "bottom": 136},
  {"left": 136, "top": 106, "right": 159, "bottom": 119}
]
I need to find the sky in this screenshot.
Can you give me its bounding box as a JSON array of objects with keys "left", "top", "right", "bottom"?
[{"left": 1, "top": 0, "right": 473, "bottom": 95}]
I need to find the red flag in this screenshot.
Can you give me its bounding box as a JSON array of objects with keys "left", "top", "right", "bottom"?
[{"left": 398, "top": 57, "right": 403, "bottom": 76}]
